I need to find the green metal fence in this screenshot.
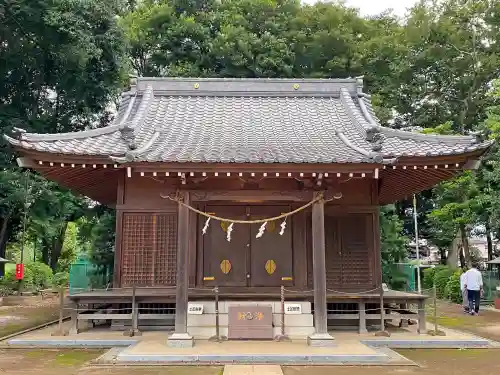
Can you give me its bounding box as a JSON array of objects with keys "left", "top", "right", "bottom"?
[
  {"left": 482, "top": 269, "right": 500, "bottom": 304},
  {"left": 69, "top": 256, "right": 110, "bottom": 294}
]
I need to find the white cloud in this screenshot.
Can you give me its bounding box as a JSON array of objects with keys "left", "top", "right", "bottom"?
[{"left": 302, "top": 0, "right": 418, "bottom": 17}]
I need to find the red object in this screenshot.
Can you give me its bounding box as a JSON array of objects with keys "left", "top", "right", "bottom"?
[
  {"left": 495, "top": 298, "right": 500, "bottom": 310},
  {"left": 15, "top": 264, "right": 24, "bottom": 280}
]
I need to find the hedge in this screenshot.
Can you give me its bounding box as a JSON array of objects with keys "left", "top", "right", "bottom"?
[
  {"left": 445, "top": 269, "right": 463, "bottom": 303},
  {"left": 434, "top": 267, "right": 455, "bottom": 298},
  {"left": 0, "top": 262, "right": 53, "bottom": 292}
]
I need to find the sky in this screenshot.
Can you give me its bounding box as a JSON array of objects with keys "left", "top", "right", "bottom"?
[{"left": 303, "top": 0, "right": 418, "bottom": 17}]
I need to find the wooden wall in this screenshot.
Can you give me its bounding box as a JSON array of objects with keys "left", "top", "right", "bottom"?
[{"left": 114, "top": 173, "right": 381, "bottom": 291}]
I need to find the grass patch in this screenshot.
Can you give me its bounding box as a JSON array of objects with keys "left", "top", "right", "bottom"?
[
  {"left": 397, "top": 348, "right": 495, "bottom": 359},
  {"left": 54, "top": 350, "right": 102, "bottom": 366},
  {"left": 428, "top": 315, "right": 469, "bottom": 328}
]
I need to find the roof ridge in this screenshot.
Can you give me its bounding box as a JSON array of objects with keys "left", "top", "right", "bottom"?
[
  {"left": 356, "top": 96, "right": 479, "bottom": 145},
  {"left": 133, "top": 77, "right": 360, "bottom": 97},
  {"left": 3, "top": 90, "right": 140, "bottom": 144},
  {"left": 114, "top": 85, "right": 159, "bottom": 162},
  {"left": 10, "top": 124, "right": 120, "bottom": 142}
]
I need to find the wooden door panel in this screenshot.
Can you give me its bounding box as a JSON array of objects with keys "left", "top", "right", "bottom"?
[
  {"left": 249, "top": 206, "right": 293, "bottom": 287},
  {"left": 203, "top": 206, "right": 248, "bottom": 286}
]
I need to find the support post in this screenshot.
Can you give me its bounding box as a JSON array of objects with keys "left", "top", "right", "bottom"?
[
  {"left": 209, "top": 286, "right": 226, "bottom": 342},
  {"left": 417, "top": 299, "right": 426, "bottom": 334},
  {"left": 427, "top": 283, "right": 445, "bottom": 336},
  {"left": 51, "top": 287, "right": 67, "bottom": 336},
  {"left": 168, "top": 191, "right": 194, "bottom": 348},
  {"left": 375, "top": 286, "right": 390, "bottom": 336},
  {"left": 358, "top": 301, "right": 367, "bottom": 334},
  {"left": 69, "top": 301, "right": 79, "bottom": 335},
  {"left": 126, "top": 286, "right": 142, "bottom": 336},
  {"left": 307, "top": 194, "right": 335, "bottom": 347}
]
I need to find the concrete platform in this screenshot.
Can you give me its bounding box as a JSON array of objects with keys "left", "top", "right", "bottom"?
[
  {"left": 2, "top": 320, "right": 496, "bottom": 365},
  {"left": 114, "top": 340, "right": 388, "bottom": 364}
]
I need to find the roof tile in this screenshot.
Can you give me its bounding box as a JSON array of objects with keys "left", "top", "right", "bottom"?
[{"left": 4, "top": 78, "right": 490, "bottom": 164}]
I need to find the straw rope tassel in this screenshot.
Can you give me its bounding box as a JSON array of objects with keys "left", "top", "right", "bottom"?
[
  {"left": 256, "top": 221, "right": 267, "bottom": 238},
  {"left": 202, "top": 217, "right": 211, "bottom": 235},
  {"left": 226, "top": 223, "right": 234, "bottom": 242},
  {"left": 279, "top": 219, "right": 287, "bottom": 235}
]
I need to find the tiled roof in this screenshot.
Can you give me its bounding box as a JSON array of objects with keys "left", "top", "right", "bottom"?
[{"left": 4, "top": 78, "right": 491, "bottom": 164}]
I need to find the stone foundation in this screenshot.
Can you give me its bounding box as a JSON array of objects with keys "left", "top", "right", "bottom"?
[{"left": 187, "top": 300, "right": 314, "bottom": 340}]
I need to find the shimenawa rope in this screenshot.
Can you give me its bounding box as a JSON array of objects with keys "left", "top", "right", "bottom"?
[{"left": 161, "top": 193, "right": 328, "bottom": 224}]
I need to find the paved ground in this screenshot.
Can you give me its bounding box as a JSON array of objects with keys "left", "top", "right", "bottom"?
[
  {"left": 430, "top": 300, "right": 500, "bottom": 342},
  {"left": 0, "top": 349, "right": 223, "bottom": 375},
  {"left": 1, "top": 348, "right": 500, "bottom": 375},
  {"left": 284, "top": 349, "right": 500, "bottom": 374}
]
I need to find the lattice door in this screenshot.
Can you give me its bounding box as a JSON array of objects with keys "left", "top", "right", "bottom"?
[
  {"left": 121, "top": 213, "right": 177, "bottom": 286},
  {"left": 325, "top": 216, "right": 342, "bottom": 288},
  {"left": 338, "top": 214, "right": 375, "bottom": 288}
]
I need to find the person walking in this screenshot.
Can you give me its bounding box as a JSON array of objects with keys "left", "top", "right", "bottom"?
[
  {"left": 464, "top": 263, "right": 483, "bottom": 316},
  {"left": 460, "top": 269, "right": 469, "bottom": 313}
]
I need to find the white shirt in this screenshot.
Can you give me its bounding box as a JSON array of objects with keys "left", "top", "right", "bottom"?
[
  {"left": 464, "top": 268, "right": 483, "bottom": 291},
  {"left": 460, "top": 273, "right": 466, "bottom": 291}
]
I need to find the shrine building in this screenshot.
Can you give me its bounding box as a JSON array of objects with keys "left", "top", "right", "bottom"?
[{"left": 4, "top": 77, "right": 491, "bottom": 347}]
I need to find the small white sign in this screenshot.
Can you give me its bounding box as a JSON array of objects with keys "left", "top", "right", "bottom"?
[
  {"left": 284, "top": 303, "right": 302, "bottom": 315},
  {"left": 188, "top": 303, "right": 204, "bottom": 315}
]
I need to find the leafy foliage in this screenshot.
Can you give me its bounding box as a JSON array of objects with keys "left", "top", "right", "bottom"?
[
  {"left": 1, "top": 261, "right": 53, "bottom": 292},
  {"left": 2, "top": 0, "right": 500, "bottom": 284},
  {"left": 380, "top": 205, "right": 409, "bottom": 289},
  {"left": 445, "top": 269, "right": 463, "bottom": 304},
  {"left": 434, "top": 267, "right": 455, "bottom": 298}
]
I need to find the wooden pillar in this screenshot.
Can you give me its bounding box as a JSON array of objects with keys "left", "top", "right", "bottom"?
[
  {"left": 359, "top": 301, "right": 368, "bottom": 334},
  {"left": 417, "top": 299, "right": 426, "bottom": 334},
  {"left": 113, "top": 171, "right": 125, "bottom": 288},
  {"left": 168, "top": 191, "right": 194, "bottom": 347},
  {"left": 308, "top": 194, "right": 335, "bottom": 346},
  {"left": 69, "top": 301, "right": 79, "bottom": 335}
]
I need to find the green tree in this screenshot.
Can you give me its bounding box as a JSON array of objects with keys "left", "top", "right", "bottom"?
[
  {"left": 0, "top": 0, "right": 127, "bottom": 268},
  {"left": 380, "top": 205, "right": 409, "bottom": 289}
]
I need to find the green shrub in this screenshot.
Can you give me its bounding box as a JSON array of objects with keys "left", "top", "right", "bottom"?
[
  {"left": 422, "top": 267, "right": 436, "bottom": 290},
  {"left": 423, "top": 266, "right": 448, "bottom": 289},
  {"left": 0, "top": 262, "right": 53, "bottom": 292},
  {"left": 52, "top": 272, "right": 69, "bottom": 288},
  {"left": 434, "top": 267, "right": 454, "bottom": 298},
  {"left": 445, "top": 269, "right": 463, "bottom": 303}
]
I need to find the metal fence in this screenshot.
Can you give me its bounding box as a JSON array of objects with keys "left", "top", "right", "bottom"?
[
  {"left": 69, "top": 257, "right": 110, "bottom": 295},
  {"left": 482, "top": 269, "right": 499, "bottom": 304}
]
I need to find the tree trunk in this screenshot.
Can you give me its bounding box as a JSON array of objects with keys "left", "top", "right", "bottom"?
[
  {"left": 41, "top": 237, "right": 50, "bottom": 265},
  {"left": 50, "top": 221, "right": 68, "bottom": 271},
  {"left": 459, "top": 223, "right": 472, "bottom": 268},
  {"left": 447, "top": 231, "right": 461, "bottom": 268},
  {"left": 0, "top": 215, "right": 11, "bottom": 276},
  {"left": 459, "top": 244, "right": 465, "bottom": 269},
  {"left": 486, "top": 220, "right": 494, "bottom": 270}
]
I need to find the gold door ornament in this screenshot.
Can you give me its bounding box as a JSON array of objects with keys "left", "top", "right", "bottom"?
[
  {"left": 265, "top": 259, "right": 277, "bottom": 275},
  {"left": 220, "top": 259, "right": 232, "bottom": 274}
]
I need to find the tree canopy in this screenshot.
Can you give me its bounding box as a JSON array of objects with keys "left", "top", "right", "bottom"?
[{"left": 1, "top": 0, "right": 500, "bottom": 286}]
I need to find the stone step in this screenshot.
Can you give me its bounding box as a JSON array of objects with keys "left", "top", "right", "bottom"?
[
  {"left": 224, "top": 365, "right": 283, "bottom": 375},
  {"left": 191, "top": 300, "right": 311, "bottom": 314},
  {"left": 187, "top": 313, "right": 313, "bottom": 328},
  {"left": 187, "top": 325, "right": 314, "bottom": 339}
]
